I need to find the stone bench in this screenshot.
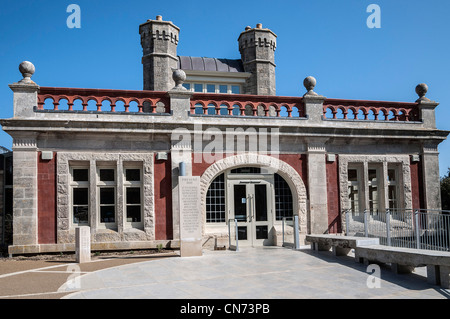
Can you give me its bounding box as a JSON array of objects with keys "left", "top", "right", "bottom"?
[
  {"left": 355, "top": 245, "right": 450, "bottom": 289},
  {"left": 306, "top": 234, "right": 380, "bottom": 256}
]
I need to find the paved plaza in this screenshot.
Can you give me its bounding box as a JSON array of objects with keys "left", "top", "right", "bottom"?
[{"left": 60, "top": 246, "right": 449, "bottom": 299}]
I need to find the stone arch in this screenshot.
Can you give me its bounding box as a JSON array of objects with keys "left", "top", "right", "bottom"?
[{"left": 199, "top": 153, "right": 308, "bottom": 234}]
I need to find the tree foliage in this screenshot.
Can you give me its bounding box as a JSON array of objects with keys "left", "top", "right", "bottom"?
[{"left": 441, "top": 168, "right": 450, "bottom": 211}]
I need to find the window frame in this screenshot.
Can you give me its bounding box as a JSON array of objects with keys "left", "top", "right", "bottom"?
[
  {"left": 123, "top": 165, "right": 144, "bottom": 229},
  {"left": 70, "top": 166, "right": 90, "bottom": 227},
  {"left": 96, "top": 166, "right": 117, "bottom": 229}
]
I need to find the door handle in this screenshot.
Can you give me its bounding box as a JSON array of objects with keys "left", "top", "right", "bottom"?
[
  {"left": 247, "top": 194, "right": 252, "bottom": 222},
  {"left": 248, "top": 194, "right": 254, "bottom": 222}
]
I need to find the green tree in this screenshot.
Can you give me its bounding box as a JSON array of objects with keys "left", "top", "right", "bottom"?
[{"left": 441, "top": 168, "right": 450, "bottom": 211}]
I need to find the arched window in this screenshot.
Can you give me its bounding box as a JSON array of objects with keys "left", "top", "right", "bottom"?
[
  {"left": 206, "top": 173, "right": 226, "bottom": 223},
  {"left": 274, "top": 173, "right": 293, "bottom": 220}
]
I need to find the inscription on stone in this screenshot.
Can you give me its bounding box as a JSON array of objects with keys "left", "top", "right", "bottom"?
[
  {"left": 179, "top": 176, "right": 202, "bottom": 257},
  {"left": 75, "top": 226, "right": 91, "bottom": 263}
]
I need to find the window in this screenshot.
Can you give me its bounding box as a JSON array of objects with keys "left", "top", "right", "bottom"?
[
  {"left": 274, "top": 173, "right": 293, "bottom": 220},
  {"left": 347, "top": 164, "right": 401, "bottom": 213},
  {"left": 387, "top": 168, "right": 398, "bottom": 210},
  {"left": 97, "top": 167, "right": 116, "bottom": 226},
  {"left": 206, "top": 173, "right": 226, "bottom": 223},
  {"left": 231, "top": 85, "right": 240, "bottom": 94},
  {"left": 124, "top": 167, "right": 143, "bottom": 227},
  {"left": 194, "top": 83, "right": 203, "bottom": 92},
  {"left": 347, "top": 168, "right": 360, "bottom": 214},
  {"left": 70, "top": 167, "right": 89, "bottom": 226},
  {"left": 368, "top": 168, "right": 379, "bottom": 213},
  {"left": 184, "top": 83, "right": 242, "bottom": 95}
]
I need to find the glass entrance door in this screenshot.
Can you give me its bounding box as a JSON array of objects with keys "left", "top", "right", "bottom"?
[{"left": 229, "top": 180, "right": 274, "bottom": 246}]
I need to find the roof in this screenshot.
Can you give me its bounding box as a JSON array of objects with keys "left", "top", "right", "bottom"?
[{"left": 177, "top": 56, "right": 244, "bottom": 73}]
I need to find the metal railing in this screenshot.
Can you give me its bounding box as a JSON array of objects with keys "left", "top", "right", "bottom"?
[{"left": 344, "top": 209, "right": 450, "bottom": 251}]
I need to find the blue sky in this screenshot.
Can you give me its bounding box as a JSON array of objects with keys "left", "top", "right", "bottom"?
[{"left": 1, "top": 0, "right": 449, "bottom": 175}]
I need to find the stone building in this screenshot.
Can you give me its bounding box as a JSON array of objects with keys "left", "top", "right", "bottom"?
[{"left": 1, "top": 16, "right": 448, "bottom": 255}]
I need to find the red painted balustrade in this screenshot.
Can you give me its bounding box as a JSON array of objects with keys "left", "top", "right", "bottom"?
[
  {"left": 37, "top": 87, "right": 421, "bottom": 123},
  {"left": 323, "top": 99, "right": 420, "bottom": 122},
  {"left": 190, "top": 93, "right": 306, "bottom": 117},
  {"left": 37, "top": 87, "right": 170, "bottom": 113}
]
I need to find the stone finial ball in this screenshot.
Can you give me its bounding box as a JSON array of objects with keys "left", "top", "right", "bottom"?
[
  {"left": 415, "top": 83, "right": 428, "bottom": 98},
  {"left": 19, "top": 61, "right": 35, "bottom": 78},
  {"left": 172, "top": 69, "right": 186, "bottom": 87},
  {"left": 303, "top": 76, "right": 317, "bottom": 91}
]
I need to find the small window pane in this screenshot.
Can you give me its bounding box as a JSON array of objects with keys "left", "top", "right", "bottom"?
[
  {"left": 73, "top": 188, "right": 88, "bottom": 205},
  {"left": 348, "top": 169, "right": 358, "bottom": 182},
  {"left": 73, "top": 169, "right": 89, "bottom": 182},
  {"left": 100, "top": 169, "right": 115, "bottom": 182},
  {"left": 219, "top": 85, "right": 228, "bottom": 93},
  {"left": 182, "top": 83, "right": 191, "bottom": 90},
  {"left": 100, "top": 188, "right": 115, "bottom": 204},
  {"left": 126, "top": 169, "right": 141, "bottom": 182},
  {"left": 207, "top": 84, "right": 215, "bottom": 93},
  {"left": 126, "top": 187, "right": 141, "bottom": 204},
  {"left": 194, "top": 84, "right": 203, "bottom": 92},
  {"left": 100, "top": 206, "right": 115, "bottom": 223},
  {"left": 127, "top": 206, "right": 141, "bottom": 223},
  {"left": 388, "top": 169, "right": 396, "bottom": 182},
  {"left": 73, "top": 206, "right": 88, "bottom": 224},
  {"left": 231, "top": 86, "right": 240, "bottom": 94}
]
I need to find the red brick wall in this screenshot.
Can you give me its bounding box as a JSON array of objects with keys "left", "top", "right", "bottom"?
[
  {"left": 154, "top": 153, "right": 173, "bottom": 240},
  {"left": 326, "top": 157, "right": 341, "bottom": 233},
  {"left": 410, "top": 158, "right": 424, "bottom": 210},
  {"left": 37, "top": 152, "right": 57, "bottom": 244}
]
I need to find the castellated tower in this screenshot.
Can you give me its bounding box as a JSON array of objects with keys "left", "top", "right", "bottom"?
[
  {"left": 238, "top": 23, "right": 277, "bottom": 96},
  {"left": 139, "top": 16, "right": 179, "bottom": 91}
]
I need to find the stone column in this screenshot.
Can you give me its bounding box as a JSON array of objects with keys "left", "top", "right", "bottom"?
[
  {"left": 168, "top": 77, "right": 193, "bottom": 240},
  {"left": 421, "top": 142, "right": 442, "bottom": 210},
  {"left": 8, "top": 62, "right": 40, "bottom": 247},
  {"left": 306, "top": 139, "right": 329, "bottom": 234},
  {"left": 12, "top": 133, "right": 38, "bottom": 246}
]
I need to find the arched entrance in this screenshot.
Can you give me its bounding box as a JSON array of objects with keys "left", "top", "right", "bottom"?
[{"left": 200, "top": 154, "right": 308, "bottom": 246}]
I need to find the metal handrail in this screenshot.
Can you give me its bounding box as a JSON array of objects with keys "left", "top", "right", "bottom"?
[{"left": 344, "top": 209, "right": 450, "bottom": 252}]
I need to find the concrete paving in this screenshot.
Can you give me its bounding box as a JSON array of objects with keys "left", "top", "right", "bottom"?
[{"left": 60, "top": 246, "right": 450, "bottom": 299}]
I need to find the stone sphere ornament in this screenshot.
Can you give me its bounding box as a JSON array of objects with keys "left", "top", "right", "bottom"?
[
  {"left": 18, "top": 61, "right": 35, "bottom": 83},
  {"left": 415, "top": 83, "right": 429, "bottom": 100},
  {"left": 172, "top": 68, "right": 187, "bottom": 90},
  {"left": 303, "top": 76, "right": 318, "bottom": 96}
]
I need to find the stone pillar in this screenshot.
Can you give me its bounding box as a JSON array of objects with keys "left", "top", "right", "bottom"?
[
  {"left": 9, "top": 61, "right": 39, "bottom": 118},
  {"left": 238, "top": 23, "right": 277, "bottom": 95},
  {"left": 139, "top": 15, "right": 180, "bottom": 91},
  {"left": 8, "top": 62, "right": 40, "bottom": 247},
  {"left": 168, "top": 70, "right": 194, "bottom": 240},
  {"left": 12, "top": 133, "right": 38, "bottom": 246},
  {"left": 421, "top": 142, "right": 442, "bottom": 210},
  {"left": 168, "top": 69, "right": 193, "bottom": 121},
  {"left": 307, "top": 139, "right": 329, "bottom": 234},
  {"left": 302, "top": 76, "right": 326, "bottom": 124},
  {"left": 75, "top": 226, "right": 91, "bottom": 263},
  {"left": 415, "top": 83, "right": 439, "bottom": 129}
]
